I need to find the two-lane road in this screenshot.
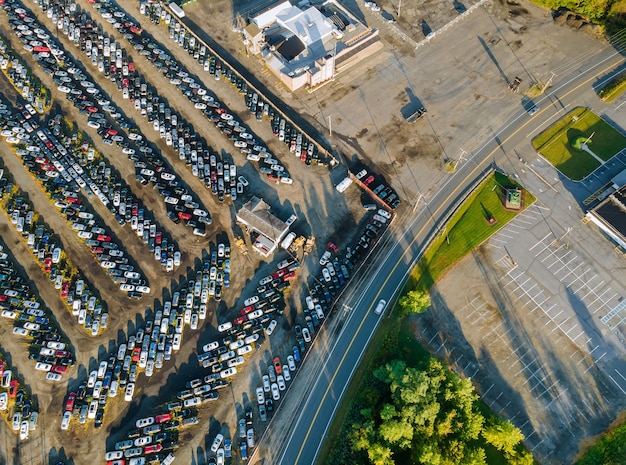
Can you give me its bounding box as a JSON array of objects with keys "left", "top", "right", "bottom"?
[{"left": 255, "top": 45, "right": 626, "bottom": 465}]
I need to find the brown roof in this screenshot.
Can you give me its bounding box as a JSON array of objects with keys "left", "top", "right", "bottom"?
[{"left": 236, "top": 196, "right": 288, "bottom": 242}]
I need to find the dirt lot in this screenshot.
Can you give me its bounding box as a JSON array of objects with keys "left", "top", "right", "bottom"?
[{"left": 0, "top": 0, "right": 622, "bottom": 463}]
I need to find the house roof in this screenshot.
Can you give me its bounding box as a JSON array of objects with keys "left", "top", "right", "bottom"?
[{"left": 236, "top": 196, "right": 289, "bottom": 242}]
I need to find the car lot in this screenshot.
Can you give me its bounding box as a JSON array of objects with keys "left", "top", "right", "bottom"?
[{"left": 0, "top": 0, "right": 396, "bottom": 461}]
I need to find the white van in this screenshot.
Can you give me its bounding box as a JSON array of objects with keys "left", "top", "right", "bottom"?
[{"left": 280, "top": 232, "right": 296, "bottom": 250}]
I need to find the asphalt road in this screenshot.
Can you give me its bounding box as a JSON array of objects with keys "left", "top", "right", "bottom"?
[{"left": 250, "top": 44, "right": 626, "bottom": 465}]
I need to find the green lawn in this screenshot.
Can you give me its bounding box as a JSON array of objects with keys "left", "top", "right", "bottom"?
[
  {"left": 532, "top": 107, "right": 626, "bottom": 181},
  {"left": 322, "top": 171, "right": 535, "bottom": 465},
  {"left": 409, "top": 171, "right": 535, "bottom": 292}
]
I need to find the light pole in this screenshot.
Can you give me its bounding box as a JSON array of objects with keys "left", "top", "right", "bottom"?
[{"left": 327, "top": 114, "right": 332, "bottom": 137}]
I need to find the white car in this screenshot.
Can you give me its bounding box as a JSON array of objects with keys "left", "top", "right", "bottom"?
[
  {"left": 277, "top": 375, "right": 286, "bottom": 391},
  {"left": 61, "top": 411, "right": 71, "bottom": 430},
  {"left": 191, "top": 313, "right": 199, "bottom": 330},
  {"left": 125, "top": 383, "right": 135, "bottom": 401},
  {"left": 256, "top": 387, "right": 265, "bottom": 405},
  {"left": 87, "top": 370, "right": 97, "bottom": 388},
  {"left": 46, "top": 372, "right": 62, "bottom": 381},
  {"left": 211, "top": 433, "right": 224, "bottom": 453},
  {"left": 135, "top": 417, "right": 154, "bottom": 428},
  {"left": 217, "top": 448, "right": 225, "bottom": 465},
  {"left": 315, "top": 304, "right": 325, "bottom": 320},
  {"left": 35, "top": 362, "right": 52, "bottom": 371},
  {"left": 244, "top": 296, "right": 259, "bottom": 306},
  {"left": 271, "top": 383, "right": 280, "bottom": 400},
  {"left": 302, "top": 327, "right": 312, "bottom": 343},
  {"left": 322, "top": 268, "right": 331, "bottom": 282},
  {"left": 88, "top": 400, "right": 98, "bottom": 419},
  {"left": 265, "top": 320, "right": 277, "bottom": 335},
  {"left": 136, "top": 286, "right": 151, "bottom": 294},
  {"left": 283, "top": 366, "right": 291, "bottom": 382},
  {"left": 134, "top": 436, "right": 152, "bottom": 447},
  {"left": 203, "top": 341, "right": 220, "bottom": 353},
  {"left": 184, "top": 397, "right": 201, "bottom": 407},
  {"left": 105, "top": 451, "right": 124, "bottom": 461},
  {"left": 377, "top": 209, "right": 392, "bottom": 220},
  {"left": 287, "top": 355, "right": 296, "bottom": 372}
]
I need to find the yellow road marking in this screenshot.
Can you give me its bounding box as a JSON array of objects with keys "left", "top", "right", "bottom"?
[{"left": 293, "top": 55, "right": 625, "bottom": 465}]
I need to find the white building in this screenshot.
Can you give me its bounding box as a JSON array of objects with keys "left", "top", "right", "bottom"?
[{"left": 243, "top": 0, "right": 382, "bottom": 91}]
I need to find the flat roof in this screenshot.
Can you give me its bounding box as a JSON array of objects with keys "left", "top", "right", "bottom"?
[
  {"left": 276, "top": 5, "right": 335, "bottom": 47},
  {"left": 588, "top": 185, "right": 626, "bottom": 249}
]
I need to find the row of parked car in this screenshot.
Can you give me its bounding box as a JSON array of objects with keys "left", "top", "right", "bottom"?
[
  {"left": 133, "top": 1, "right": 296, "bottom": 183},
  {"left": 0, "top": 98, "right": 150, "bottom": 296},
  {"left": 0, "top": 359, "right": 39, "bottom": 441},
  {"left": 79, "top": 0, "right": 293, "bottom": 189},
  {"left": 143, "top": 1, "right": 333, "bottom": 170},
  {"left": 36, "top": 0, "right": 257, "bottom": 216},
  {"left": 0, "top": 165, "right": 108, "bottom": 336},
  {"left": 355, "top": 167, "right": 401, "bottom": 209},
  {"left": 62, "top": 241, "right": 232, "bottom": 431},
  {"left": 0, "top": 35, "right": 50, "bottom": 114},
  {"left": 48, "top": 113, "right": 182, "bottom": 273},
  {"left": 4, "top": 0, "right": 211, "bottom": 234},
  {"left": 0, "top": 235, "right": 76, "bottom": 377},
  {"left": 307, "top": 208, "right": 392, "bottom": 333}
]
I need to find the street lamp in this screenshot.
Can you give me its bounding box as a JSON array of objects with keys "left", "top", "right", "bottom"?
[{"left": 327, "top": 114, "right": 332, "bottom": 137}]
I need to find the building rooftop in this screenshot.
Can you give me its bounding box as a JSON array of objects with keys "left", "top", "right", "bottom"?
[
  {"left": 587, "top": 185, "right": 626, "bottom": 250},
  {"left": 236, "top": 196, "right": 288, "bottom": 242}
]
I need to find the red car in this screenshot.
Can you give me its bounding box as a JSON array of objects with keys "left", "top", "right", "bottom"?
[
  {"left": 61, "top": 282, "right": 70, "bottom": 298},
  {"left": 233, "top": 316, "right": 245, "bottom": 326},
  {"left": 273, "top": 357, "right": 283, "bottom": 375},
  {"left": 144, "top": 444, "right": 162, "bottom": 454},
  {"left": 131, "top": 347, "right": 141, "bottom": 362},
  {"left": 240, "top": 305, "right": 255, "bottom": 315},
  {"left": 52, "top": 365, "right": 68, "bottom": 375},
  {"left": 155, "top": 413, "right": 171, "bottom": 423},
  {"left": 155, "top": 232, "right": 162, "bottom": 245},
  {"left": 363, "top": 175, "right": 375, "bottom": 186},
  {"left": 44, "top": 258, "right": 52, "bottom": 273},
  {"left": 97, "top": 235, "right": 111, "bottom": 242},
  {"left": 178, "top": 212, "right": 192, "bottom": 221},
  {"left": 327, "top": 242, "right": 339, "bottom": 253},
  {"left": 65, "top": 392, "right": 76, "bottom": 411},
  {"left": 283, "top": 271, "right": 296, "bottom": 281},
  {"left": 8, "top": 380, "right": 18, "bottom": 398},
  {"left": 0, "top": 361, "right": 4, "bottom": 376}
]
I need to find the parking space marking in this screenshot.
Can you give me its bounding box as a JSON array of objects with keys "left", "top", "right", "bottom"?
[
  {"left": 608, "top": 374, "right": 626, "bottom": 395},
  {"left": 600, "top": 299, "right": 626, "bottom": 329}
]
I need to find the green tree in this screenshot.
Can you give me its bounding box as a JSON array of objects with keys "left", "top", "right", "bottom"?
[
  {"left": 482, "top": 417, "right": 525, "bottom": 455},
  {"left": 398, "top": 289, "right": 430, "bottom": 315}
]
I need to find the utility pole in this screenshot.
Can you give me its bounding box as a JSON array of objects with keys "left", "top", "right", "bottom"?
[
  {"left": 397, "top": 0, "right": 401, "bottom": 18},
  {"left": 541, "top": 71, "right": 556, "bottom": 94}
]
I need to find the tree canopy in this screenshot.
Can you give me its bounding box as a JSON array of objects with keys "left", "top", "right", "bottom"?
[
  {"left": 349, "top": 358, "right": 532, "bottom": 465},
  {"left": 398, "top": 290, "right": 430, "bottom": 316}
]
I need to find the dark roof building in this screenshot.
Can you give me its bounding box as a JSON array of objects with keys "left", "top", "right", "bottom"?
[{"left": 586, "top": 184, "right": 626, "bottom": 250}]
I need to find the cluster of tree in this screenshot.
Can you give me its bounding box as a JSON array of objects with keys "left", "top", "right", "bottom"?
[
  {"left": 531, "top": 0, "right": 625, "bottom": 32},
  {"left": 576, "top": 419, "right": 626, "bottom": 465},
  {"left": 349, "top": 358, "right": 533, "bottom": 465}
]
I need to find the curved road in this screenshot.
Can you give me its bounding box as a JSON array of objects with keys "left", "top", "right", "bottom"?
[{"left": 254, "top": 46, "right": 626, "bottom": 465}]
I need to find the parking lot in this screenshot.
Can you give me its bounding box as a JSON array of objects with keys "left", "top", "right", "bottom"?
[{"left": 413, "top": 163, "right": 626, "bottom": 463}]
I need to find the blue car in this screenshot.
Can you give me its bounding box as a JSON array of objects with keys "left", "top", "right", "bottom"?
[{"left": 293, "top": 345, "right": 301, "bottom": 363}]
